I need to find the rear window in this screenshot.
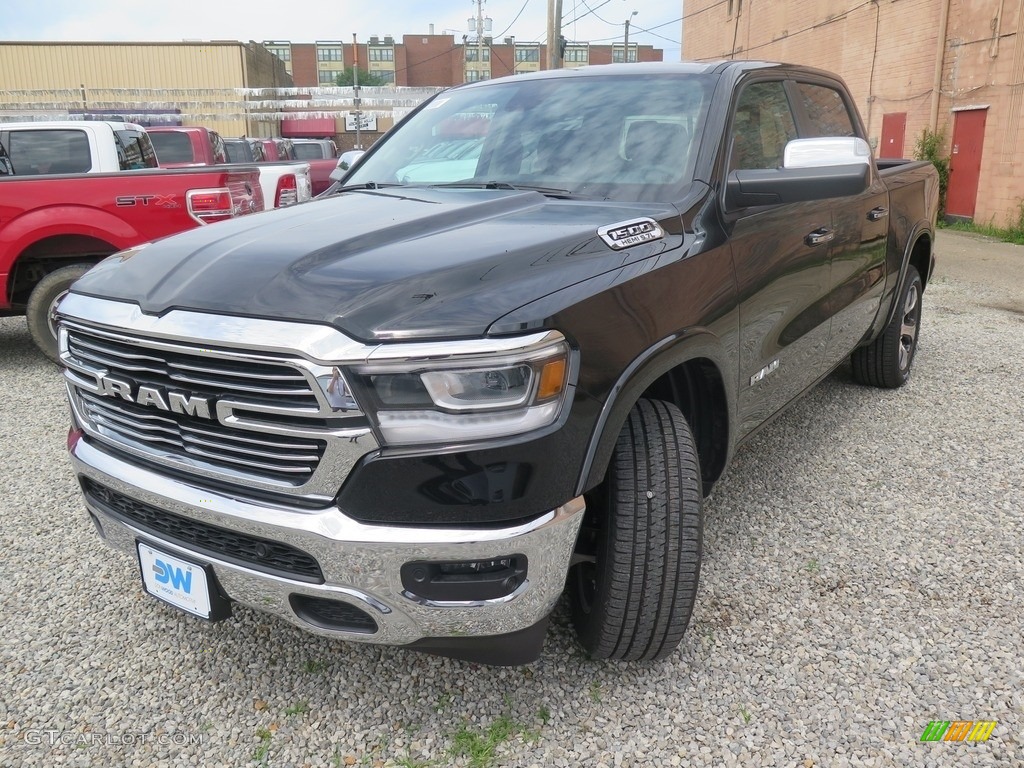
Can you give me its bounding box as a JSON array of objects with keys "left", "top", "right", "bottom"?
[
  {"left": 5, "top": 129, "right": 92, "bottom": 175},
  {"left": 292, "top": 143, "right": 324, "bottom": 160},
  {"left": 224, "top": 140, "right": 253, "bottom": 163},
  {"left": 149, "top": 131, "right": 196, "bottom": 164},
  {"left": 115, "top": 129, "right": 159, "bottom": 170}
]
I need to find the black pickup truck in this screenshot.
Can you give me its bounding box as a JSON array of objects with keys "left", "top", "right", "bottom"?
[{"left": 58, "top": 61, "right": 938, "bottom": 665}]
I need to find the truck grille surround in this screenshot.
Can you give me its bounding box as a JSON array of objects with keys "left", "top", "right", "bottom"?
[{"left": 61, "top": 321, "right": 377, "bottom": 500}]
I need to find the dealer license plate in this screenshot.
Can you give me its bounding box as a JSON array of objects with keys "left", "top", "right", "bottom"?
[{"left": 137, "top": 542, "right": 220, "bottom": 619}]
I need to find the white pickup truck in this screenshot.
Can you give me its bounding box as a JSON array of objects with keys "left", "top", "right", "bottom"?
[
  {"left": 0, "top": 121, "right": 310, "bottom": 210},
  {"left": 0, "top": 120, "right": 160, "bottom": 174}
]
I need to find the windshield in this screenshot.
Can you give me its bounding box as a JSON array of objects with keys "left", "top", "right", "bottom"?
[{"left": 346, "top": 73, "right": 716, "bottom": 202}]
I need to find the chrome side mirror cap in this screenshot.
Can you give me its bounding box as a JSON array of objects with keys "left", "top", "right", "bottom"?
[{"left": 784, "top": 137, "right": 872, "bottom": 169}]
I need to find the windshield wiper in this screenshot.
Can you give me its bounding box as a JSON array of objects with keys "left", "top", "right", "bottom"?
[
  {"left": 330, "top": 181, "right": 406, "bottom": 194},
  {"left": 430, "top": 181, "right": 595, "bottom": 200}
]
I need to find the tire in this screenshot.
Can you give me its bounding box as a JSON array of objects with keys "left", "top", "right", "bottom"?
[
  {"left": 25, "top": 263, "right": 93, "bottom": 364},
  {"left": 570, "top": 398, "right": 703, "bottom": 661},
  {"left": 851, "top": 265, "right": 923, "bottom": 388}
]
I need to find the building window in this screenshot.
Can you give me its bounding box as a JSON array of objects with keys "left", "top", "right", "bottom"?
[
  {"left": 465, "top": 70, "right": 489, "bottom": 82},
  {"left": 612, "top": 47, "right": 638, "bottom": 63},
  {"left": 515, "top": 47, "right": 540, "bottom": 62},
  {"left": 266, "top": 46, "right": 291, "bottom": 62},
  {"left": 465, "top": 48, "right": 491, "bottom": 62},
  {"left": 317, "top": 47, "right": 343, "bottom": 62},
  {"left": 319, "top": 69, "right": 339, "bottom": 84},
  {"left": 369, "top": 47, "right": 395, "bottom": 62},
  {"left": 377, "top": 70, "right": 395, "bottom": 84},
  {"left": 564, "top": 47, "right": 588, "bottom": 63}
]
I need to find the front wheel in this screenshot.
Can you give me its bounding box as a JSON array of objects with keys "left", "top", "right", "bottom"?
[
  {"left": 570, "top": 398, "right": 703, "bottom": 661},
  {"left": 25, "top": 263, "right": 93, "bottom": 364},
  {"left": 851, "top": 265, "right": 923, "bottom": 388}
]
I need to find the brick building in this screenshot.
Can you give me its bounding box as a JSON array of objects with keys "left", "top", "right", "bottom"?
[
  {"left": 684, "top": 0, "right": 1024, "bottom": 225},
  {"left": 263, "top": 35, "right": 664, "bottom": 89}
]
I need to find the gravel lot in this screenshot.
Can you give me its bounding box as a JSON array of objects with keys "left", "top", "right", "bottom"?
[{"left": 1, "top": 229, "right": 1021, "bottom": 768}]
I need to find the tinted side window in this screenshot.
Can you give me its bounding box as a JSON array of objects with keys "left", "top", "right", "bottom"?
[
  {"left": 7, "top": 129, "right": 92, "bottom": 174},
  {"left": 115, "top": 129, "right": 159, "bottom": 170},
  {"left": 729, "top": 82, "right": 798, "bottom": 171},
  {"left": 796, "top": 83, "right": 856, "bottom": 137}
]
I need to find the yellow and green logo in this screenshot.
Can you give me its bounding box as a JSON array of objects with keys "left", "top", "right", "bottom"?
[{"left": 921, "top": 721, "right": 997, "bottom": 742}]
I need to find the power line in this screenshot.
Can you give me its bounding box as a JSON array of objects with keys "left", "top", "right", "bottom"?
[
  {"left": 566, "top": 0, "right": 618, "bottom": 28},
  {"left": 494, "top": 0, "right": 532, "bottom": 38}
]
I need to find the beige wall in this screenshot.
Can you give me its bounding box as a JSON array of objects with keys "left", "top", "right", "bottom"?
[
  {"left": 684, "top": 0, "right": 1024, "bottom": 225},
  {"left": 0, "top": 42, "right": 291, "bottom": 137}
]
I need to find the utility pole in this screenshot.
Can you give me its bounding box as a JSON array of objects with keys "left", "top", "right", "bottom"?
[
  {"left": 476, "top": 0, "right": 485, "bottom": 79},
  {"left": 623, "top": 11, "right": 638, "bottom": 63},
  {"left": 352, "top": 33, "right": 362, "bottom": 150},
  {"left": 547, "top": 0, "right": 563, "bottom": 69}
]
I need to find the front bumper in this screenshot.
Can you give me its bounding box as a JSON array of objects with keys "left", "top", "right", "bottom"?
[{"left": 70, "top": 434, "right": 585, "bottom": 658}]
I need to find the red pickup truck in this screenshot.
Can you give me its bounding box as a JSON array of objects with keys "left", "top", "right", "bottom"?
[
  {"left": 147, "top": 126, "right": 229, "bottom": 167},
  {"left": 0, "top": 163, "right": 263, "bottom": 361},
  {"left": 149, "top": 127, "right": 314, "bottom": 207}
]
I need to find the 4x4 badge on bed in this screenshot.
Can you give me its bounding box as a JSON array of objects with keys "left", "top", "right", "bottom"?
[{"left": 597, "top": 218, "right": 664, "bottom": 250}]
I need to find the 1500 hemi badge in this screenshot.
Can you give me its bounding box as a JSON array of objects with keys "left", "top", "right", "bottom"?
[{"left": 597, "top": 218, "right": 665, "bottom": 250}]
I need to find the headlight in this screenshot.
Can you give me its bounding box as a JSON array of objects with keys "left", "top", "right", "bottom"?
[{"left": 350, "top": 332, "right": 572, "bottom": 447}]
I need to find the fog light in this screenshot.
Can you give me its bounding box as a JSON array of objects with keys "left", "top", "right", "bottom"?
[{"left": 401, "top": 555, "right": 528, "bottom": 603}]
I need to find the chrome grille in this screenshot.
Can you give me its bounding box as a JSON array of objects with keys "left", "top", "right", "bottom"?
[
  {"left": 78, "top": 391, "right": 325, "bottom": 482},
  {"left": 66, "top": 329, "right": 319, "bottom": 407},
  {"left": 63, "top": 324, "right": 336, "bottom": 488}
]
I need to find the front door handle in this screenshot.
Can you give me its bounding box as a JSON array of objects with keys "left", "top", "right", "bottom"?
[
  {"left": 868, "top": 206, "right": 889, "bottom": 221},
  {"left": 805, "top": 228, "right": 834, "bottom": 247}
]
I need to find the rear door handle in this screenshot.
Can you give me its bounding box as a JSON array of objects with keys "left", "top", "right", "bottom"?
[
  {"left": 868, "top": 206, "right": 889, "bottom": 221},
  {"left": 805, "top": 228, "right": 834, "bottom": 247}
]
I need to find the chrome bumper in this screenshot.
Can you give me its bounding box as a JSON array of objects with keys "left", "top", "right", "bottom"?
[{"left": 70, "top": 436, "right": 585, "bottom": 646}]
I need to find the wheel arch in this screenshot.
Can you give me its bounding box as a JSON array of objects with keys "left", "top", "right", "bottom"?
[
  {"left": 576, "top": 330, "right": 735, "bottom": 498},
  {"left": 7, "top": 233, "right": 118, "bottom": 307},
  {"left": 876, "top": 225, "right": 933, "bottom": 334}
]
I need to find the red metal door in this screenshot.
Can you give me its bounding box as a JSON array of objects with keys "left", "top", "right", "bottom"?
[
  {"left": 879, "top": 112, "right": 906, "bottom": 158},
  {"left": 947, "top": 109, "right": 988, "bottom": 219}
]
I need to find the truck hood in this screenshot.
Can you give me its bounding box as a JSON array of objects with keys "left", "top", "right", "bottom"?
[{"left": 72, "top": 186, "right": 686, "bottom": 341}]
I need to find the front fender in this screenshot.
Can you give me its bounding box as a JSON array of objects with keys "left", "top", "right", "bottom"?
[{"left": 576, "top": 328, "right": 736, "bottom": 496}]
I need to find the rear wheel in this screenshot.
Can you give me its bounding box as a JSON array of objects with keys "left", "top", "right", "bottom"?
[
  {"left": 570, "top": 398, "right": 703, "bottom": 661},
  {"left": 851, "top": 265, "right": 923, "bottom": 388},
  {"left": 25, "top": 263, "right": 92, "bottom": 364}
]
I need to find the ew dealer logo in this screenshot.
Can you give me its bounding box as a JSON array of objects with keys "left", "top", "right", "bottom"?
[{"left": 920, "top": 720, "right": 997, "bottom": 742}]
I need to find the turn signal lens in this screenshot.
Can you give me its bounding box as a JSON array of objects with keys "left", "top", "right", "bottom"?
[{"left": 536, "top": 357, "right": 567, "bottom": 402}]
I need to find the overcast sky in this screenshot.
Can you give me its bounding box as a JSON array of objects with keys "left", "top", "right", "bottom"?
[{"left": 2, "top": 0, "right": 685, "bottom": 60}]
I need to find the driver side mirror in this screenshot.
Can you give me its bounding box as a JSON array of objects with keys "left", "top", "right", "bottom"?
[{"left": 726, "top": 136, "right": 872, "bottom": 210}]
